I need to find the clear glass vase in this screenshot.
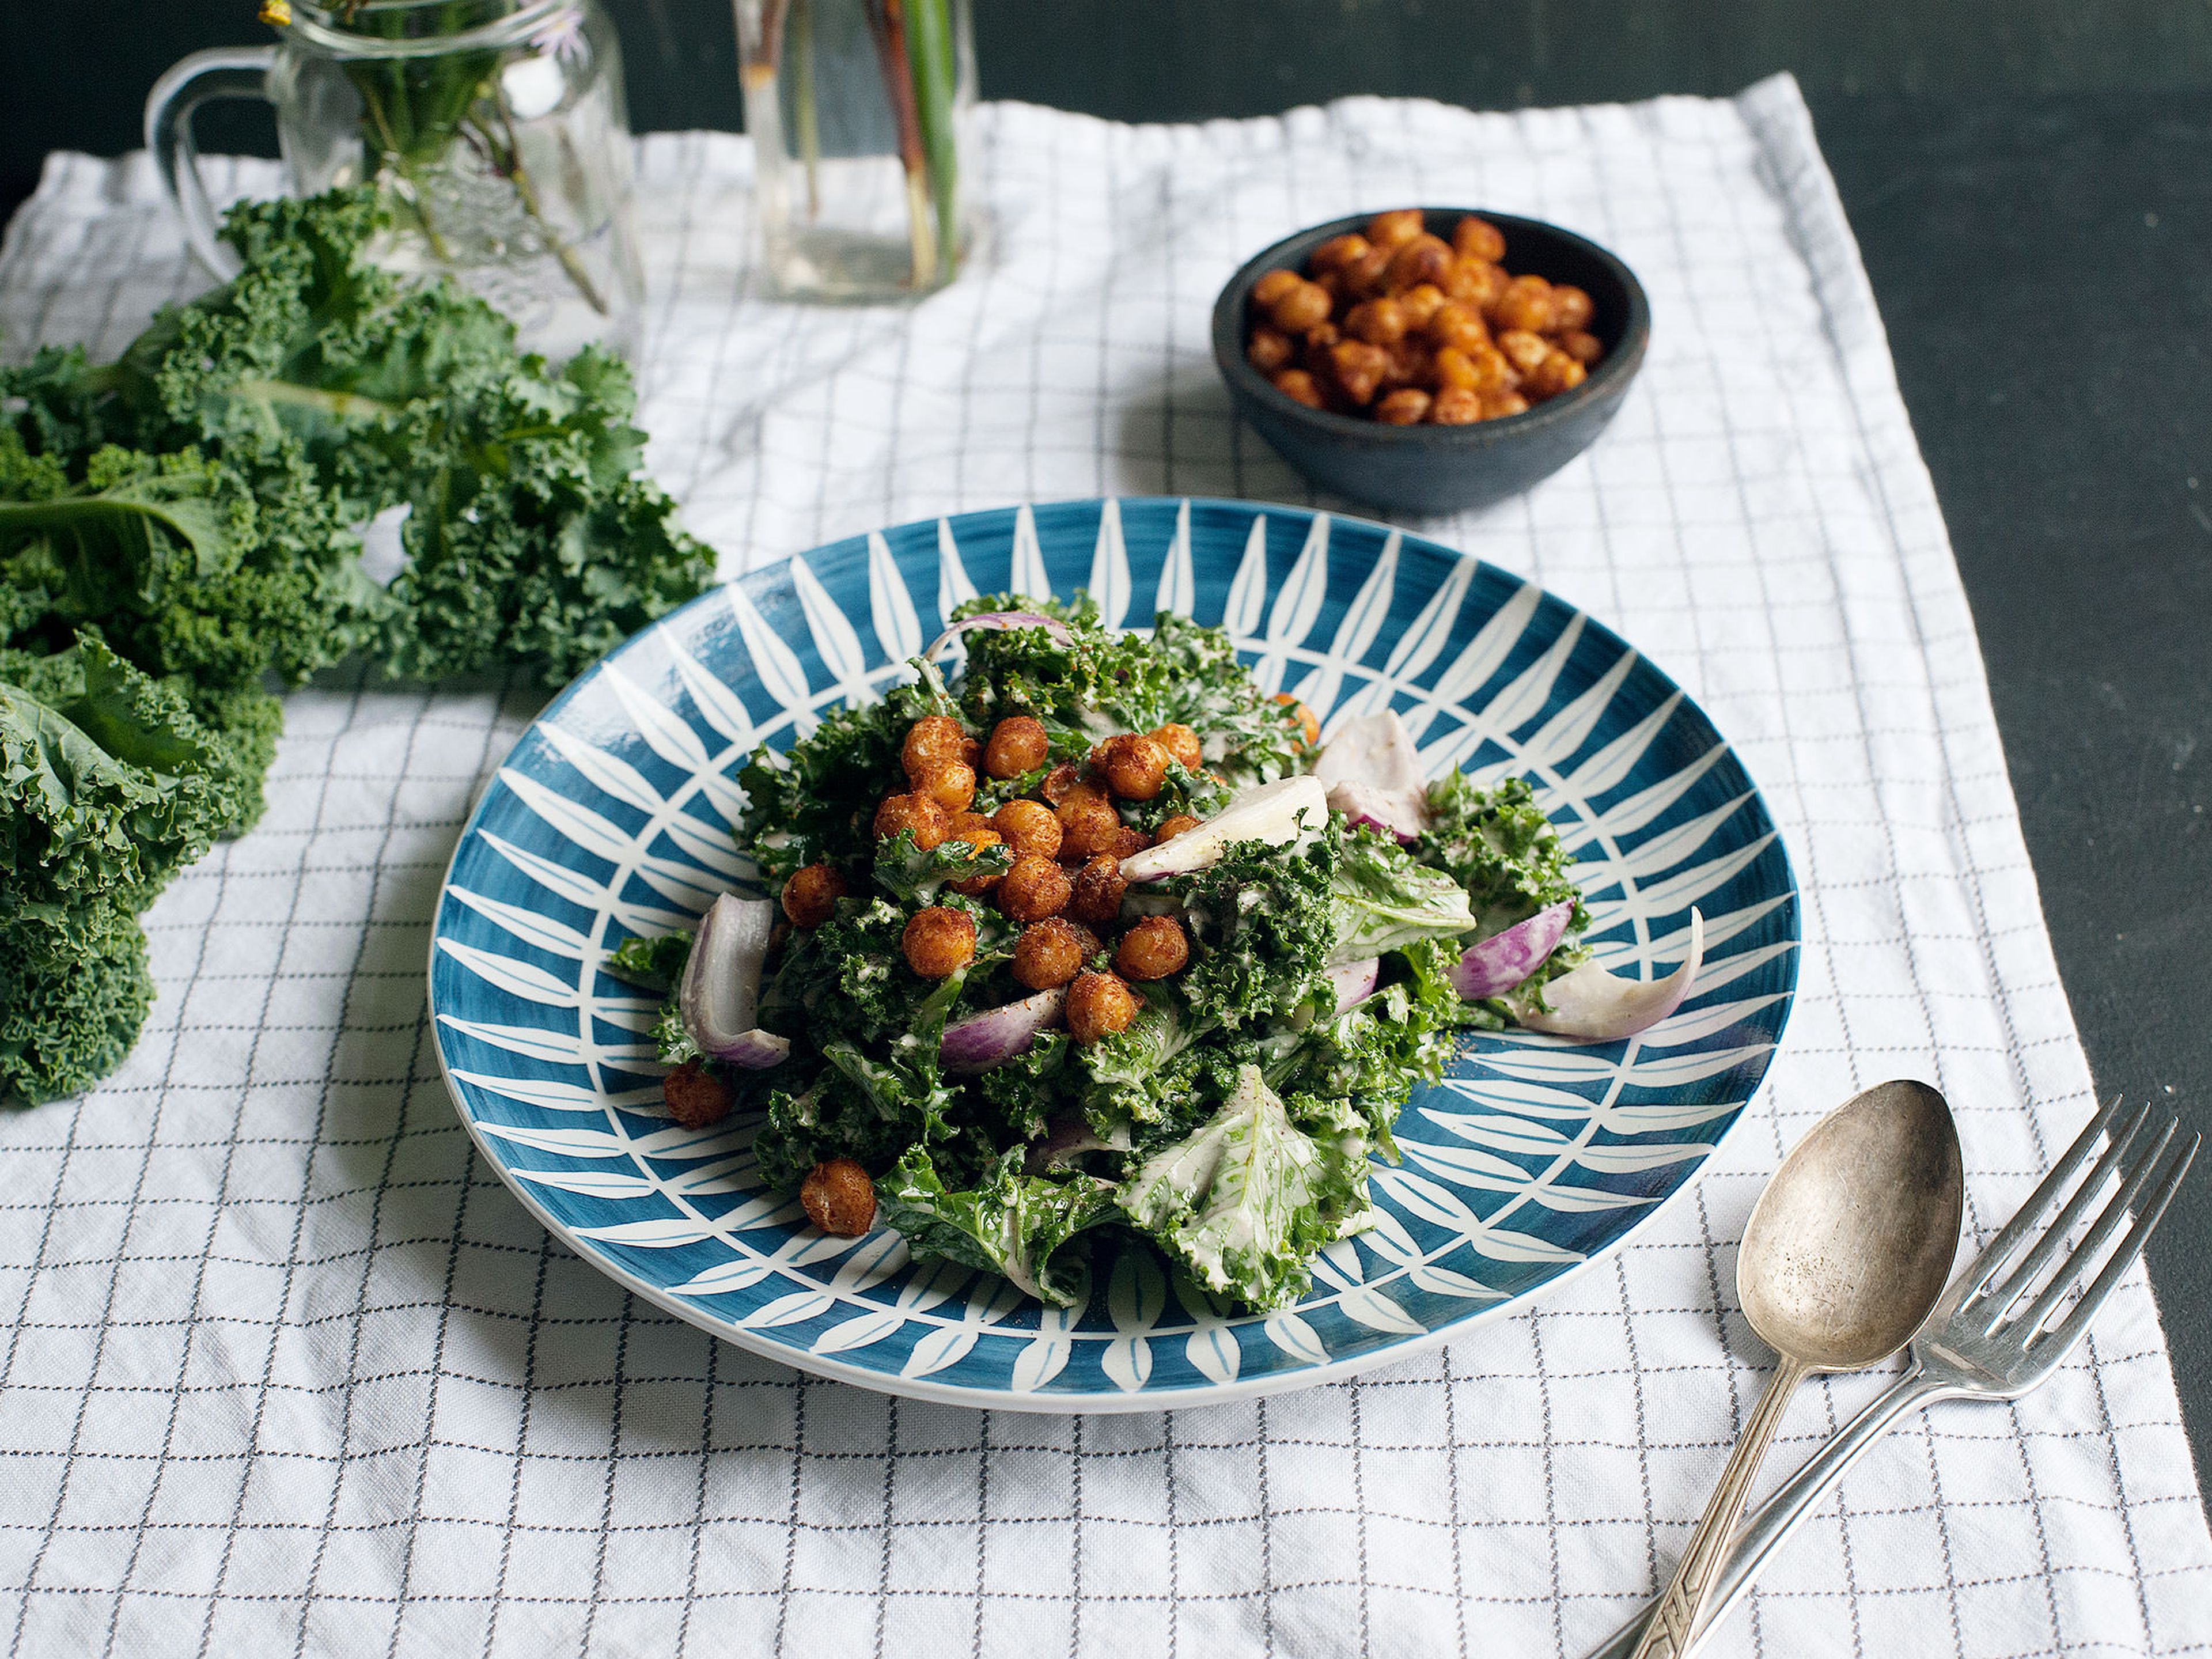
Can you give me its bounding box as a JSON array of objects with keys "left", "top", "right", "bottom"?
[
  {"left": 732, "top": 0, "right": 978, "bottom": 301},
  {"left": 146, "top": 0, "right": 643, "bottom": 358}
]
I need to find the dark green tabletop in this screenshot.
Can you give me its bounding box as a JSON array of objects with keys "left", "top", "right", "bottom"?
[{"left": 3, "top": 0, "right": 2206, "bottom": 1491}]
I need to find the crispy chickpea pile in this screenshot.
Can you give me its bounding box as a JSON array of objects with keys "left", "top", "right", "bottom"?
[
  {"left": 868, "top": 711, "right": 1226, "bottom": 1043},
  {"left": 1245, "top": 211, "right": 1604, "bottom": 426}
]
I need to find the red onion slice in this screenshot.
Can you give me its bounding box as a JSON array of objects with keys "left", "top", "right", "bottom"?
[
  {"left": 1327, "top": 779, "right": 1428, "bottom": 845},
  {"left": 1325, "top": 957, "right": 1381, "bottom": 1017},
  {"left": 1118, "top": 774, "right": 1330, "bottom": 882},
  {"left": 679, "top": 893, "right": 790, "bottom": 1069},
  {"left": 1513, "top": 908, "right": 1706, "bottom": 1041},
  {"left": 1450, "top": 900, "right": 1577, "bottom": 1001},
  {"left": 941, "top": 986, "right": 1066, "bottom": 1074},
  {"left": 924, "top": 611, "right": 1073, "bottom": 658}
]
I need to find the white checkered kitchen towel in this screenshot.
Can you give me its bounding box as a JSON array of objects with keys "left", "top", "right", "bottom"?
[{"left": 2, "top": 71, "right": 2208, "bottom": 1659}]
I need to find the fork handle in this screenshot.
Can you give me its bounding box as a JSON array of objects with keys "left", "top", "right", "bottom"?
[{"left": 1588, "top": 1367, "right": 1958, "bottom": 1659}]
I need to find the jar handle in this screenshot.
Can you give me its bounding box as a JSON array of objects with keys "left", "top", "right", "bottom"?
[{"left": 144, "top": 46, "right": 278, "bottom": 281}]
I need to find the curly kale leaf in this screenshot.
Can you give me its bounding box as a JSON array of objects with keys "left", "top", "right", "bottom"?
[
  {"left": 1166, "top": 833, "right": 1339, "bottom": 1030},
  {"left": 1116, "top": 1064, "right": 1372, "bottom": 1310},
  {"left": 877, "top": 1146, "right": 1121, "bottom": 1306},
  {"left": 1419, "top": 771, "right": 1586, "bottom": 937},
  {"left": 873, "top": 828, "right": 1012, "bottom": 904},
  {"left": 0, "top": 899, "right": 155, "bottom": 1109},
  {"left": 606, "top": 931, "right": 692, "bottom": 996}
]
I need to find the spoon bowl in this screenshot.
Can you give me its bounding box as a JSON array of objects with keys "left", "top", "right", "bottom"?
[{"left": 1739, "top": 1078, "right": 1966, "bottom": 1370}]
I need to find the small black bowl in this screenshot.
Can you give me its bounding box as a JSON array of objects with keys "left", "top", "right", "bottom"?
[{"left": 1211, "top": 209, "right": 1650, "bottom": 516}]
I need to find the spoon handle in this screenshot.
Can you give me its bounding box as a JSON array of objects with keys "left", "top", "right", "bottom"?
[{"left": 1626, "top": 1355, "right": 1811, "bottom": 1659}]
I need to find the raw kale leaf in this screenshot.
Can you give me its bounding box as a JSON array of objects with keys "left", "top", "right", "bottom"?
[
  {"left": 606, "top": 931, "right": 692, "bottom": 996},
  {"left": 1165, "top": 834, "right": 1339, "bottom": 1030},
  {"left": 876, "top": 1145, "right": 1122, "bottom": 1307},
  {"left": 1418, "top": 771, "right": 1586, "bottom": 937},
  {"left": 1117, "top": 1064, "right": 1372, "bottom": 1310},
  {"left": 1328, "top": 825, "right": 1479, "bottom": 961}
]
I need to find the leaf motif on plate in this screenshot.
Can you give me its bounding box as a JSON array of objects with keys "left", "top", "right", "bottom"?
[
  {"left": 668, "top": 639, "right": 758, "bottom": 753},
  {"left": 500, "top": 770, "right": 634, "bottom": 866},
  {"left": 449, "top": 1071, "right": 661, "bottom": 1116},
  {"left": 1554, "top": 691, "right": 1683, "bottom": 800},
  {"left": 1154, "top": 498, "right": 1194, "bottom": 618},
  {"left": 1419, "top": 581, "right": 1540, "bottom": 737},
  {"left": 904, "top": 1325, "right": 981, "bottom": 1380},
  {"left": 813, "top": 1309, "right": 905, "bottom": 1354},
  {"left": 1562, "top": 742, "right": 1730, "bottom": 850},
  {"left": 868, "top": 530, "right": 923, "bottom": 665},
  {"left": 541, "top": 721, "right": 663, "bottom": 816},
  {"left": 437, "top": 938, "right": 579, "bottom": 1007},
  {"left": 513, "top": 1168, "right": 660, "bottom": 1201},
  {"left": 1224, "top": 515, "right": 1270, "bottom": 639},
  {"left": 1185, "top": 1324, "right": 1240, "bottom": 1385},
  {"left": 726, "top": 584, "right": 816, "bottom": 731},
  {"left": 573, "top": 1217, "right": 722, "bottom": 1247},
  {"left": 1010, "top": 504, "right": 1051, "bottom": 600},
  {"left": 1402, "top": 1142, "right": 1529, "bottom": 1194},
  {"left": 1302, "top": 529, "right": 1397, "bottom": 724},
  {"left": 793, "top": 554, "right": 869, "bottom": 703},
  {"left": 1336, "top": 1285, "right": 1425, "bottom": 1335},
  {"left": 1089, "top": 498, "right": 1131, "bottom": 630},
  {"left": 1257, "top": 513, "right": 1331, "bottom": 694},
  {"left": 1518, "top": 648, "right": 1638, "bottom": 776},
  {"left": 745, "top": 1290, "right": 836, "bottom": 1329},
  {"left": 438, "top": 1014, "right": 607, "bottom": 1068},
  {"left": 601, "top": 661, "right": 713, "bottom": 774},
  {"left": 472, "top": 1120, "right": 627, "bottom": 1158},
  {"left": 1261, "top": 1311, "right": 1327, "bottom": 1367},
  {"left": 443, "top": 887, "right": 590, "bottom": 960},
  {"left": 1466, "top": 1225, "right": 1584, "bottom": 1264},
  {"left": 1341, "top": 549, "right": 1474, "bottom": 722}
]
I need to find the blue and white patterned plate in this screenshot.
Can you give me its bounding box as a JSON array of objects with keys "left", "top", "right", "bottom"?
[{"left": 427, "top": 498, "right": 1798, "bottom": 1410}]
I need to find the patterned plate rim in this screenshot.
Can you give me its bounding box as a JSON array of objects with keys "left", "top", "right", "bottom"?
[{"left": 426, "top": 495, "right": 1800, "bottom": 1412}]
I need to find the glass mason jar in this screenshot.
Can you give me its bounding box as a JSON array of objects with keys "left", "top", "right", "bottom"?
[
  {"left": 146, "top": 0, "right": 643, "bottom": 358},
  {"left": 733, "top": 0, "right": 978, "bottom": 301}
]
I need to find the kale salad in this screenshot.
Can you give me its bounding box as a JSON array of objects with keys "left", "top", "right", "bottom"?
[{"left": 611, "top": 597, "right": 1705, "bottom": 1313}]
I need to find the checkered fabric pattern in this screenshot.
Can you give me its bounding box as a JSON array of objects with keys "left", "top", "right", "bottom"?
[{"left": 2, "top": 72, "right": 2207, "bottom": 1659}]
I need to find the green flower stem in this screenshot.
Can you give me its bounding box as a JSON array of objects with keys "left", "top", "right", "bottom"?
[
  {"left": 792, "top": 0, "right": 821, "bottom": 217},
  {"left": 900, "top": 0, "right": 959, "bottom": 278}
]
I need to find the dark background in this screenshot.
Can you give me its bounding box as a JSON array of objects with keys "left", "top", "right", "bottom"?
[{"left": 4, "top": 1, "right": 2207, "bottom": 1487}]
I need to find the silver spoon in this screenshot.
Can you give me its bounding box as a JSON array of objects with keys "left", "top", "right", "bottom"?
[{"left": 1627, "top": 1080, "right": 1964, "bottom": 1659}]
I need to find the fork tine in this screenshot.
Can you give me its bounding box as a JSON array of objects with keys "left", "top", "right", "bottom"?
[
  {"left": 1980, "top": 1100, "right": 2163, "bottom": 1325},
  {"left": 2005, "top": 1112, "right": 2181, "bottom": 1337},
  {"left": 2031, "top": 1129, "right": 2199, "bottom": 1360},
  {"left": 1950, "top": 1096, "right": 2142, "bottom": 1308}
]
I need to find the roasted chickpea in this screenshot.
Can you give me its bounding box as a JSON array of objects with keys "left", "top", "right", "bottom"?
[
  {"left": 960, "top": 734, "right": 983, "bottom": 770},
  {"left": 998, "top": 854, "right": 1072, "bottom": 923},
  {"left": 1039, "top": 762, "right": 1083, "bottom": 805},
  {"left": 662, "top": 1058, "right": 732, "bottom": 1128},
  {"left": 1522, "top": 349, "right": 1588, "bottom": 402},
  {"left": 801, "top": 1157, "right": 877, "bottom": 1236},
  {"left": 874, "top": 792, "right": 948, "bottom": 850},
  {"left": 1066, "top": 971, "right": 1140, "bottom": 1044},
  {"left": 982, "top": 714, "right": 1049, "bottom": 779},
  {"left": 1429, "top": 386, "right": 1484, "bottom": 425},
  {"left": 1247, "top": 327, "right": 1294, "bottom": 374},
  {"left": 1386, "top": 233, "right": 1453, "bottom": 293},
  {"left": 1267, "top": 279, "right": 1332, "bottom": 334},
  {"left": 902, "top": 906, "right": 976, "bottom": 979},
  {"left": 1013, "top": 916, "right": 1089, "bottom": 990},
  {"left": 1491, "top": 273, "right": 1556, "bottom": 333},
  {"left": 1382, "top": 339, "right": 1433, "bottom": 391},
  {"left": 1433, "top": 346, "right": 1479, "bottom": 393},
  {"left": 1249, "top": 267, "right": 1302, "bottom": 309},
  {"left": 1056, "top": 793, "right": 1123, "bottom": 860},
  {"left": 902, "top": 715, "right": 968, "bottom": 782},
  {"left": 1548, "top": 284, "right": 1596, "bottom": 333},
  {"left": 1271, "top": 369, "right": 1325, "bottom": 410},
  {"left": 781, "top": 863, "right": 845, "bottom": 928},
  {"left": 911, "top": 760, "right": 977, "bottom": 815},
  {"left": 1108, "top": 823, "right": 1153, "bottom": 860},
  {"left": 1343, "top": 245, "right": 1396, "bottom": 299},
  {"left": 1427, "top": 300, "right": 1490, "bottom": 355},
  {"left": 1559, "top": 328, "right": 1604, "bottom": 365},
  {"left": 1094, "top": 733, "right": 1171, "bottom": 801},
  {"left": 1397, "top": 282, "right": 1446, "bottom": 329},
  {"left": 1326, "top": 339, "right": 1389, "bottom": 406},
  {"left": 1154, "top": 813, "right": 1202, "bottom": 842},
  {"left": 1301, "top": 320, "right": 1342, "bottom": 354},
  {"left": 1375, "top": 388, "right": 1431, "bottom": 426},
  {"left": 1465, "top": 342, "right": 1520, "bottom": 394},
  {"left": 1115, "top": 915, "right": 1191, "bottom": 981},
  {"left": 1149, "top": 723, "right": 1203, "bottom": 771},
  {"left": 1066, "top": 854, "right": 1128, "bottom": 929},
  {"left": 1314, "top": 270, "right": 1349, "bottom": 306},
  {"left": 1273, "top": 693, "right": 1321, "bottom": 747},
  {"left": 992, "top": 797, "right": 1063, "bottom": 861},
  {"left": 951, "top": 810, "right": 993, "bottom": 837},
  {"left": 1366, "top": 209, "right": 1425, "bottom": 249},
  {"left": 946, "top": 827, "right": 1006, "bottom": 896},
  {"left": 1496, "top": 328, "right": 1553, "bottom": 376},
  {"left": 1481, "top": 389, "right": 1532, "bottom": 419},
  {"left": 1344, "top": 297, "right": 1408, "bottom": 346},
  {"left": 1453, "top": 215, "right": 1508, "bottom": 262},
  {"left": 1309, "top": 232, "right": 1373, "bottom": 273},
  {"left": 1455, "top": 259, "right": 1510, "bottom": 310}
]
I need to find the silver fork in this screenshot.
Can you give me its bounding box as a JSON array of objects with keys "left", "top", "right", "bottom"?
[{"left": 1590, "top": 1094, "right": 2200, "bottom": 1659}]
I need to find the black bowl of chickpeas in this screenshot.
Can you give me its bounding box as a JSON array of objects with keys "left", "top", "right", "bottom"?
[{"left": 1211, "top": 207, "right": 1649, "bottom": 515}]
